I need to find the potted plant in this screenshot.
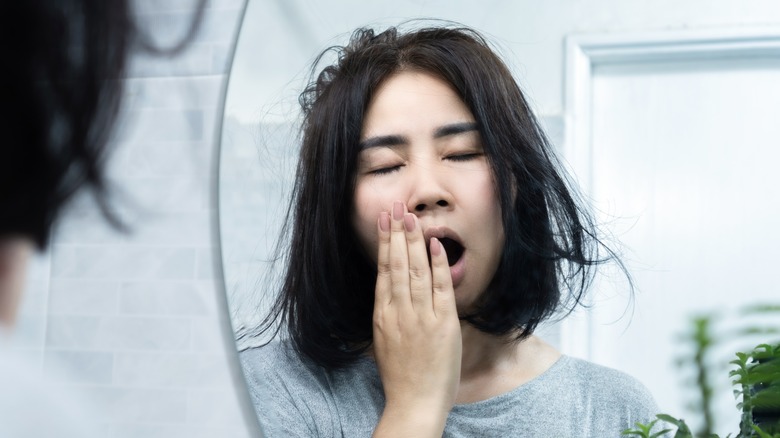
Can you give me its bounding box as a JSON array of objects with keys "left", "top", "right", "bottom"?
[{"left": 623, "top": 305, "right": 780, "bottom": 438}]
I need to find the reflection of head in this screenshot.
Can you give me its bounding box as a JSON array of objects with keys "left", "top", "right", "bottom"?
[
  {"left": 0, "top": 2, "right": 204, "bottom": 329},
  {"left": 272, "top": 24, "right": 612, "bottom": 369},
  {"left": 1, "top": 2, "right": 205, "bottom": 249},
  {"left": 1, "top": 2, "right": 133, "bottom": 249}
]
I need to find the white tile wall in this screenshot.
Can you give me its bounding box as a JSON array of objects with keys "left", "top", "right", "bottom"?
[
  {"left": 10, "top": 252, "right": 51, "bottom": 358},
  {"left": 9, "top": 1, "right": 255, "bottom": 436}
]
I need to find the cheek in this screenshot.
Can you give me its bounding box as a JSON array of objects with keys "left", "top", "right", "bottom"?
[
  {"left": 464, "top": 172, "right": 502, "bottom": 216},
  {"left": 465, "top": 172, "right": 505, "bottom": 249},
  {"left": 482, "top": 175, "right": 503, "bottom": 225}
]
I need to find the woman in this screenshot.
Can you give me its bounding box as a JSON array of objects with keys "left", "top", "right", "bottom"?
[{"left": 241, "top": 24, "right": 662, "bottom": 437}]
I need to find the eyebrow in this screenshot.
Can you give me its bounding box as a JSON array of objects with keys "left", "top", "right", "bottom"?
[
  {"left": 434, "top": 122, "right": 478, "bottom": 138},
  {"left": 359, "top": 121, "right": 479, "bottom": 150},
  {"left": 358, "top": 134, "right": 406, "bottom": 150}
]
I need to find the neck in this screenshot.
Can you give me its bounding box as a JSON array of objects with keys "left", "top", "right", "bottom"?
[
  {"left": 459, "top": 322, "right": 518, "bottom": 377},
  {"left": 455, "top": 323, "right": 561, "bottom": 404}
]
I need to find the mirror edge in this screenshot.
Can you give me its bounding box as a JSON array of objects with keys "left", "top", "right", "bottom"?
[{"left": 210, "top": 1, "right": 264, "bottom": 436}]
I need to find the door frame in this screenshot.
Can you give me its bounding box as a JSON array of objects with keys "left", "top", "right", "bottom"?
[{"left": 559, "top": 26, "right": 780, "bottom": 360}]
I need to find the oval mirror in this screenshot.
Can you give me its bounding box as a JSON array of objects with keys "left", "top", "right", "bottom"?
[{"left": 218, "top": 1, "right": 780, "bottom": 435}]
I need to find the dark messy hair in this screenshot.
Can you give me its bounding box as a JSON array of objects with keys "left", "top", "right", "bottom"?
[
  {"left": 0, "top": 0, "right": 205, "bottom": 249},
  {"left": 259, "top": 24, "right": 619, "bottom": 369}
]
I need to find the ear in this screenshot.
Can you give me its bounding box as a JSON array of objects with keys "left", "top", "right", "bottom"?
[{"left": 0, "top": 237, "right": 34, "bottom": 330}]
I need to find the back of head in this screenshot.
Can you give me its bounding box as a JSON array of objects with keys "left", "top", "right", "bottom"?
[
  {"left": 0, "top": 1, "right": 136, "bottom": 249},
  {"left": 0, "top": 1, "right": 204, "bottom": 330},
  {"left": 0, "top": 0, "right": 205, "bottom": 249}
]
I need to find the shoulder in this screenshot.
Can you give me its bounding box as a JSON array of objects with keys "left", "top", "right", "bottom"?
[
  {"left": 446, "top": 355, "right": 666, "bottom": 437},
  {"left": 561, "top": 355, "right": 647, "bottom": 389},
  {"left": 240, "top": 341, "right": 337, "bottom": 436},
  {"left": 561, "top": 356, "right": 658, "bottom": 409},
  {"left": 240, "top": 340, "right": 329, "bottom": 398},
  {"left": 240, "top": 340, "right": 305, "bottom": 377},
  {"left": 240, "top": 341, "right": 386, "bottom": 437},
  {"left": 555, "top": 356, "right": 664, "bottom": 434}
]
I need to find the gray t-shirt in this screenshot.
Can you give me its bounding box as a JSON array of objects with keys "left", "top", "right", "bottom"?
[{"left": 241, "top": 341, "right": 663, "bottom": 437}]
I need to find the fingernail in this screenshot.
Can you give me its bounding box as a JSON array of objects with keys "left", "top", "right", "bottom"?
[
  {"left": 392, "top": 201, "right": 404, "bottom": 221},
  {"left": 403, "top": 213, "right": 415, "bottom": 232},
  {"left": 379, "top": 212, "right": 390, "bottom": 232},
  {"left": 430, "top": 237, "right": 442, "bottom": 256}
]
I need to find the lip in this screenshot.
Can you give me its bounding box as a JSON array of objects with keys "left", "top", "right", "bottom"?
[
  {"left": 422, "top": 226, "right": 466, "bottom": 288},
  {"left": 448, "top": 253, "right": 466, "bottom": 288},
  {"left": 423, "top": 226, "right": 463, "bottom": 245}
]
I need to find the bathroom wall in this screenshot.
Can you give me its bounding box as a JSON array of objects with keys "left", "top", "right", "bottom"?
[
  {"left": 227, "top": 0, "right": 780, "bottom": 120},
  {"left": 10, "top": 1, "right": 252, "bottom": 436}
]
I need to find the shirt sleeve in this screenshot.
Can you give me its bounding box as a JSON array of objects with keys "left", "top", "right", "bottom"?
[{"left": 613, "top": 369, "right": 674, "bottom": 438}]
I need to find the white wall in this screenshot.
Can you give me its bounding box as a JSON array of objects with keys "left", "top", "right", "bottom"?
[
  {"left": 10, "top": 1, "right": 254, "bottom": 436},
  {"left": 227, "top": 0, "right": 780, "bottom": 122},
  {"left": 581, "top": 51, "right": 780, "bottom": 433}
]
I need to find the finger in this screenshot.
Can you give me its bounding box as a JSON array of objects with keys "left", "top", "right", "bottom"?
[
  {"left": 389, "top": 201, "right": 412, "bottom": 308},
  {"left": 429, "top": 237, "right": 456, "bottom": 318},
  {"left": 374, "top": 211, "right": 392, "bottom": 306},
  {"left": 404, "top": 212, "right": 433, "bottom": 312}
]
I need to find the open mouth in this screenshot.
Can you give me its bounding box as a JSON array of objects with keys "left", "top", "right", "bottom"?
[{"left": 436, "top": 237, "right": 464, "bottom": 267}]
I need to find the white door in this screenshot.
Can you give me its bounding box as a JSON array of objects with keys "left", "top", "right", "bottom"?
[{"left": 563, "top": 32, "right": 780, "bottom": 434}]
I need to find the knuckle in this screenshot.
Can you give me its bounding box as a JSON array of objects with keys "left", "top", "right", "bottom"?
[
  {"left": 373, "top": 309, "right": 393, "bottom": 328},
  {"left": 408, "top": 266, "right": 429, "bottom": 283},
  {"left": 389, "top": 257, "right": 406, "bottom": 271},
  {"left": 431, "top": 277, "right": 449, "bottom": 291},
  {"left": 376, "top": 263, "right": 392, "bottom": 276},
  {"left": 405, "top": 230, "right": 422, "bottom": 242}
]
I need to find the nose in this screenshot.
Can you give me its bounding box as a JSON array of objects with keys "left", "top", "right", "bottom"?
[
  {"left": 413, "top": 199, "right": 449, "bottom": 212},
  {"left": 407, "top": 166, "right": 454, "bottom": 214}
]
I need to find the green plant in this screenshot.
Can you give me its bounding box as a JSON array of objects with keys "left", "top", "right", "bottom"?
[
  {"left": 731, "top": 343, "right": 780, "bottom": 436},
  {"left": 622, "top": 305, "right": 780, "bottom": 438}
]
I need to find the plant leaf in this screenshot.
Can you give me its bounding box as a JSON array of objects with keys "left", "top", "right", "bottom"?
[{"left": 751, "top": 424, "right": 774, "bottom": 438}]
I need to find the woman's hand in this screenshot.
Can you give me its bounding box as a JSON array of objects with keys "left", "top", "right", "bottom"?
[{"left": 372, "top": 201, "right": 462, "bottom": 437}]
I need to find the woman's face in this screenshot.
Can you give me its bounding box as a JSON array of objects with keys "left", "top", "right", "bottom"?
[{"left": 352, "top": 71, "right": 505, "bottom": 312}]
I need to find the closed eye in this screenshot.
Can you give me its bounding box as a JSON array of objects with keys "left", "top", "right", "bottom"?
[
  {"left": 446, "top": 153, "right": 482, "bottom": 162},
  {"left": 368, "top": 164, "right": 403, "bottom": 175}
]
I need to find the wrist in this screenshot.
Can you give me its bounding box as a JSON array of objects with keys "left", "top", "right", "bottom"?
[{"left": 374, "top": 399, "right": 450, "bottom": 438}]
